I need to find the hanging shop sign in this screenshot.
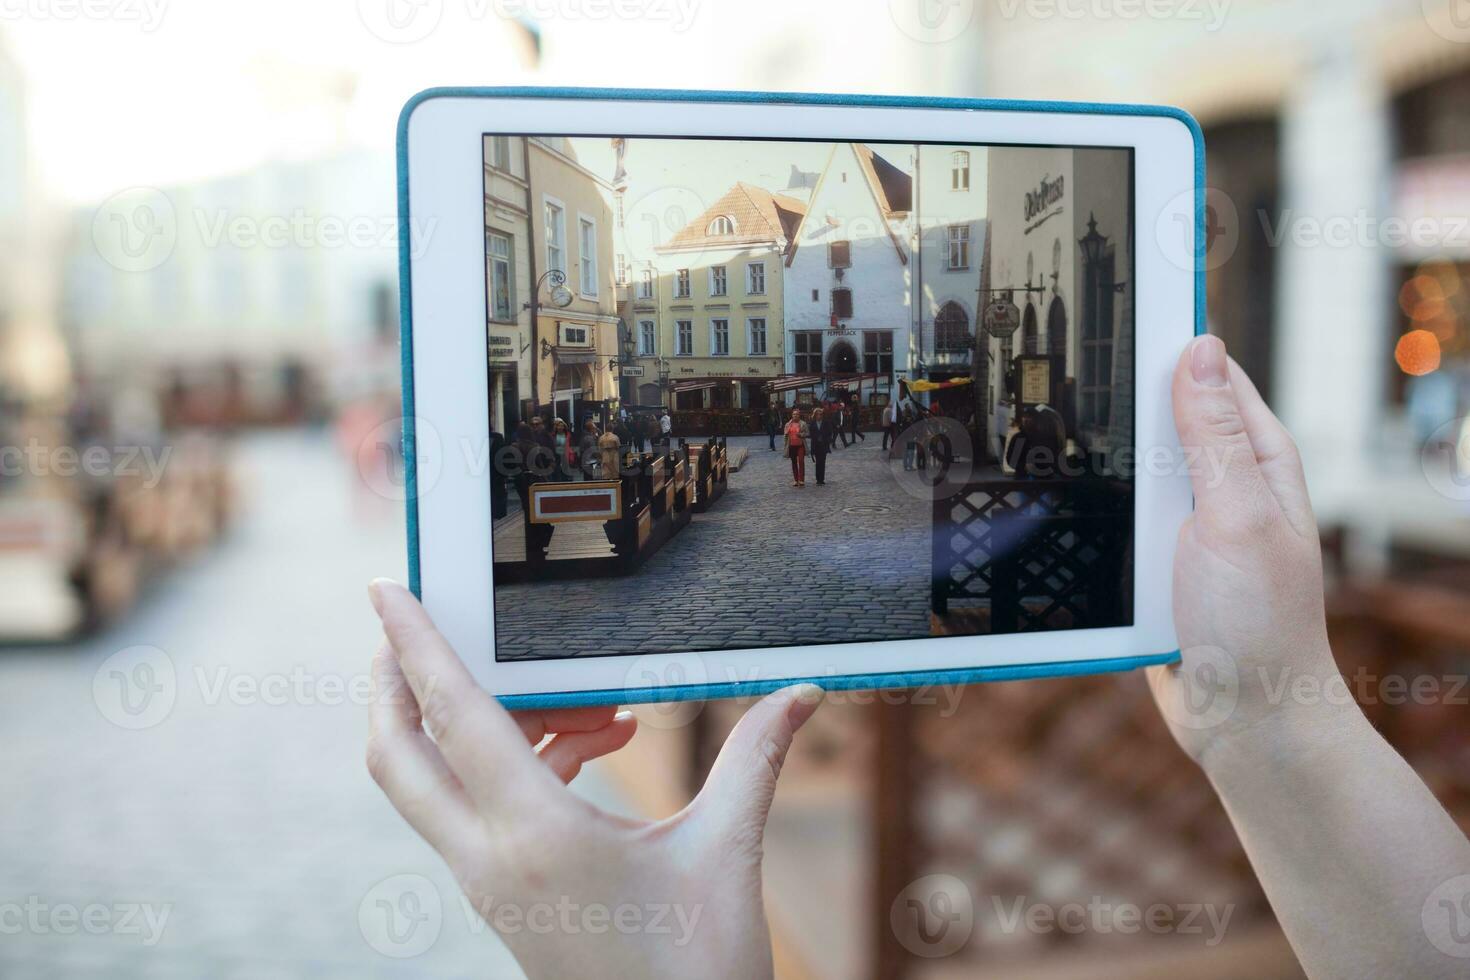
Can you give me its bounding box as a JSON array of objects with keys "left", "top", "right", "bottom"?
[{"left": 984, "top": 297, "right": 1022, "bottom": 338}]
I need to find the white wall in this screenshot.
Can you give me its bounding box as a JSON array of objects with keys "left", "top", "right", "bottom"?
[{"left": 915, "top": 145, "right": 989, "bottom": 368}]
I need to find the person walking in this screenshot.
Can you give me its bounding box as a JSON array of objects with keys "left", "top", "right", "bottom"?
[
  {"left": 597, "top": 425, "right": 622, "bottom": 482},
  {"left": 551, "top": 418, "right": 576, "bottom": 482},
  {"left": 659, "top": 409, "right": 672, "bottom": 451},
  {"left": 809, "top": 407, "right": 835, "bottom": 486},
  {"left": 847, "top": 394, "right": 865, "bottom": 445},
  {"left": 765, "top": 405, "right": 780, "bottom": 451},
  {"left": 782, "top": 408, "right": 808, "bottom": 487},
  {"left": 882, "top": 398, "right": 899, "bottom": 451},
  {"left": 833, "top": 399, "right": 850, "bottom": 448},
  {"left": 577, "top": 419, "right": 600, "bottom": 481}
]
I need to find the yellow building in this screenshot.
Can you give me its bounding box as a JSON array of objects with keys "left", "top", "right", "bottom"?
[
  {"left": 482, "top": 135, "right": 534, "bottom": 434},
  {"left": 630, "top": 183, "right": 804, "bottom": 410},
  {"left": 525, "top": 137, "right": 619, "bottom": 425}
]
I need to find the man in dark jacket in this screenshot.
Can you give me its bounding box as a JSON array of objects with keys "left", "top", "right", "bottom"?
[{"left": 809, "top": 407, "right": 836, "bottom": 485}]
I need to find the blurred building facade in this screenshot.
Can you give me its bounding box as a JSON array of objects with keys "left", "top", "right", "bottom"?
[
  {"left": 60, "top": 148, "right": 400, "bottom": 427},
  {"left": 979, "top": 0, "right": 1470, "bottom": 553}
]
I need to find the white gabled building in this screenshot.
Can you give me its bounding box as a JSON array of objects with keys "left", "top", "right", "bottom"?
[{"left": 782, "top": 143, "right": 913, "bottom": 402}]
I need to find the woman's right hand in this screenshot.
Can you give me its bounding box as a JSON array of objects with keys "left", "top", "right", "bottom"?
[
  {"left": 1146, "top": 334, "right": 1349, "bottom": 771},
  {"left": 1146, "top": 335, "right": 1470, "bottom": 979}
]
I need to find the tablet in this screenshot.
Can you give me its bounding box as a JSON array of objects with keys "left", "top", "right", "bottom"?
[{"left": 396, "top": 88, "right": 1200, "bottom": 709}]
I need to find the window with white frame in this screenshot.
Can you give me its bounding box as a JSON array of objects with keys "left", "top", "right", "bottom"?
[
  {"left": 947, "top": 224, "right": 970, "bottom": 270},
  {"left": 578, "top": 216, "right": 597, "bottom": 295},
  {"left": 707, "top": 215, "right": 736, "bottom": 235},
  {"left": 675, "top": 269, "right": 691, "bottom": 298},
  {"left": 748, "top": 317, "right": 767, "bottom": 355},
  {"left": 615, "top": 253, "right": 626, "bottom": 285},
  {"left": 544, "top": 199, "right": 565, "bottom": 274},
  {"left": 676, "top": 319, "right": 693, "bottom": 355},
  {"left": 709, "top": 265, "right": 727, "bottom": 297},
  {"left": 638, "top": 268, "right": 654, "bottom": 299},
  {"left": 639, "top": 319, "right": 656, "bottom": 356},
  {"left": 746, "top": 261, "right": 766, "bottom": 294},
  {"left": 487, "top": 231, "right": 514, "bottom": 321},
  {"left": 951, "top": 151, "right": 970, "bottom": 191},
  {"left": 710, "top": 318, "right": 730, "bottom": 356}
]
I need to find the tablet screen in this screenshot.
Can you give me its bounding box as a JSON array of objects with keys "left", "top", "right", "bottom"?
[{"left": 482, "top": 135, "right": 1134, "bottom": 662}]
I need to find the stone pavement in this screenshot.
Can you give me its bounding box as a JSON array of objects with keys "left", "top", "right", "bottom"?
[
  {"left": 493, "top": 434, "right": 934, "bottom": 661},
  {"left": 0, "top": 431, "right": 630, "bottom": 979}
]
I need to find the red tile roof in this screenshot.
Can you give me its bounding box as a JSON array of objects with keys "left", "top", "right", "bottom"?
[{"left": 658, "top": 182, "right": 807, "bottom": 254}]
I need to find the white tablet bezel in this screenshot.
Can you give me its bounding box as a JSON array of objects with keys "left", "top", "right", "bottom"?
[{"left": 401, "top": 92, "right": 1196, "bottom": 699}]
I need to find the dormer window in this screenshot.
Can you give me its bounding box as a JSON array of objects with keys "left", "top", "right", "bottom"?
[{"left": 707, "top": 215, "right": 736, "bottom": 236}]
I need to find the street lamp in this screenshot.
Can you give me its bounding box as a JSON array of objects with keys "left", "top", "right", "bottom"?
[
  {"left": 1079, "top": 212, "right": 1107, "bottom": 268},
  {"left": 657, "top": 357, "right": 671, "bottom": 410},
  {"left": 526, "top": 268, "right": 574, "bottom": 411},
  {"left": 1077, "top": 213, "right": 1129, "bottom": 293}
]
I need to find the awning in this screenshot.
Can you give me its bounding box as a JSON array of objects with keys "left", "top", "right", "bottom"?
[
  {"left": 909, "top": 377, "right": 974, "bottom": 394},
  {"left": 765, "top": 374, "right": 824, "bottom": 393},
  {"left": 672, "top": 380, "right": 719, "bottom": 393},
  {"left": 555, "top": 350, "right": 599, "bottom": 365},
  {"left": 826, "top": 373, "right": 883, "bottom": 392}
]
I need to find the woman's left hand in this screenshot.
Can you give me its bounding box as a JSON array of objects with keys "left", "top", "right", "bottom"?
[{"left": 365, "top": 579, "right": 821, "bottom": 979}]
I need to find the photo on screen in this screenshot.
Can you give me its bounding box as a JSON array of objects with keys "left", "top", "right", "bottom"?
[{"left": 482, "top": 135, "right": 1135, "bottom": 661}]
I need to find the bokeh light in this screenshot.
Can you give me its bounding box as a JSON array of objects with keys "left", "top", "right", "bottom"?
[{"left": 1395, "top": 329, "right": 1443, "bottom": 376}]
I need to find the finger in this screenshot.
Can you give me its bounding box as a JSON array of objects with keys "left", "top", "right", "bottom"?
[
  {"left": 369, "top": 578, "right": 566, "bottom": 815},
  {"left": 1225, "top": 357, "right": 1317, "bottom": 540},
  {"left": 366, "top": 644, "right": 485, "bottom": 861},
  {"left": 537, "top": 713, "right": 638, "bottom": 784},
  {"left": 1171, "top": 335, "right": 1282, "bottom": 537},
  {"left": 513, "top": 705, "right": 622, "bottom": 746},
  {"left": 687, "top": 684, "right": 823, "bottom": 854}
]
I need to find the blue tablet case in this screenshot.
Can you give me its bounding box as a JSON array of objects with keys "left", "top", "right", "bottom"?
[{"left": 396, "top": 87, "right": 1203, "bottom": 709}]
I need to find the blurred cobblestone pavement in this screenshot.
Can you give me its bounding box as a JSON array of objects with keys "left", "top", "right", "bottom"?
[
  {"left": 0, "top": 430, "right": 632, "bottom": 979},
  {"left": 495, "top": 434, "right": 933, "bottom": 660}
]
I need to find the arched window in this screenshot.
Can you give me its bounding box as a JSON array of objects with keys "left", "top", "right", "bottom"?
[
  {"left": 935, "top": 301, "right": 970, "bottom": 353},
  {"left": 1047, "top": 297, "right": 1067, "bottom": 357},
  {"left": 1022, "top": 304, "right": 1039, "bottom": 356},
  {"left": 707, "top": 215, "right": 736, "bottom": 236}
]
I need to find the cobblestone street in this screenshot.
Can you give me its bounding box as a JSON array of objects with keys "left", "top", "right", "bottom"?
[
  {"left": 0, "top": 432, "right": 631, "bottom": 979},
  {"left": 494, "top": 434, "right": 934, "bottom": 661}
]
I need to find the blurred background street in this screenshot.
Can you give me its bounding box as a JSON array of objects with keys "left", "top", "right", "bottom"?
[{"left": 3, "top": 1, "right": 1470, "bottom": 978}]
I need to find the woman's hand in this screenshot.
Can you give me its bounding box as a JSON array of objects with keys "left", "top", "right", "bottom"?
[
  {"left": 365, "top": 579, "right": 821, "bottom": 980},
  {"left": 1147, "top": 335, "right": 1470, "bottom": 978},
  {"left": 1146, "top": 333, "right": 1348, "bottom": 772}
]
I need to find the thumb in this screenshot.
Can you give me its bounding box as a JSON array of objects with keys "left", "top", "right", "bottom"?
[
  {"left": 688, "top": 684, "right": 823, "bottom": 851},
  {"left": 1171, "top": 335, "right": 1280, "bottom": 536}
]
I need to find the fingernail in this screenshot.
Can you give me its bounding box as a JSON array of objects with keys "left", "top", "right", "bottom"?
[
  {"left": 1190, "top": 335, "right": 1229, "bottom": 388},
  {"left": 368, "top": 578, "right": 400, "bottom": 616},
  {"left": 613, "top": 710, "right": 635, "bottom": 723},
  {"left": 783, "top": 683, "right": 824, "bottom": 729}
]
